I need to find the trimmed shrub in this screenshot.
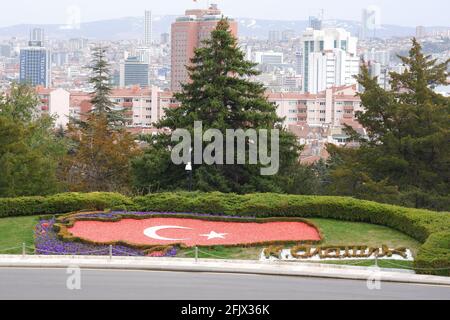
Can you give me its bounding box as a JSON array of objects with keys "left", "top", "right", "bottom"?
[{"left": 0, "top": 192, "right": 133, "bottom": 218}]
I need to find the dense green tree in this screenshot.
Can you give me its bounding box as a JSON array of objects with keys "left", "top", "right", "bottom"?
[
  {"left": 86, "top": 46, "right": 125, "bottom": 127},
  {"left": 327, "top": 39, "right": 449, "bottom": 210},
  {"left": 0, "top": 83, "right": 67, "bottom": 197},
  {"left": 132, "top": 20, "right": 302, "bottom": 194}
]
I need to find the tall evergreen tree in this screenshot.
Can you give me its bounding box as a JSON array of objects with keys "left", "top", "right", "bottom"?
[
  {"left": 87, "top": 46, "right": 125, "bottom": 127},
  {"left": 327, "top": 39, "right": 449, "bottom": 210},
  {"left": 133, "top": 19, "right": 302, "bottom": 193}
]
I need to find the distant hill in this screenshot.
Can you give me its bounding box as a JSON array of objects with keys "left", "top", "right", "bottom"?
[{"left": 0, "top": 15, "right": 448, "bottom": 40}]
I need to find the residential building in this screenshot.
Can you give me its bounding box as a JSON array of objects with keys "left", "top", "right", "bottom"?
[
  {"left": 267, "top": 84, "right": 362, "bottom": 128},
  {"left": 69, "top": 87, "right": 178, "bottom": 129},
  {"left": 36, "top": 87, "right": 70, "bottom": 127}
]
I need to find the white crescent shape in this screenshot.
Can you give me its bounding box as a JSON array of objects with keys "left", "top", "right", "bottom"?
[{"left": 144, "top": 226, "right": 192, "bottom": 241}]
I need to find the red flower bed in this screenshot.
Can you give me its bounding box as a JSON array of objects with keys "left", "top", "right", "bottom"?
[{"left": 68, "top": 217, "right": 321, "bottom": 247}]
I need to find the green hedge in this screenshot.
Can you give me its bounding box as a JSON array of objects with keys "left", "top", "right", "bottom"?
[
  {"left": 0, "top": 192, "right": 133, "bottom": 218},
  {"left": 0, "top": 191, "right": 448, "bottom": 275}
]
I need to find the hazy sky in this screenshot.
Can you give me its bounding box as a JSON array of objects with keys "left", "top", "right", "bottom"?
[{"left": 1, "top": 0, "right": 449, "bottom": 27}]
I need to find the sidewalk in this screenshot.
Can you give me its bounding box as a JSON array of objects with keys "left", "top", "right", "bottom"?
[{"left": 0, "top": 255, "right": 449, "bottom": 286}]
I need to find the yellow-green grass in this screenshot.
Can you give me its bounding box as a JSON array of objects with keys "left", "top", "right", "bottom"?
[
  {"left": 0, "top": 215, "right": 39, "bottom": 254},
  {"left": 308, "top": 218, "right": 421, "bottom": 251}
]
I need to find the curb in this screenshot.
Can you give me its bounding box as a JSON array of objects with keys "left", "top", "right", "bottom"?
[{"left": 0, "top": 255, "right": 449, "bottom": 286}]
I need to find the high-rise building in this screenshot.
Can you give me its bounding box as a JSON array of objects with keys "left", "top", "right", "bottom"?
[
  {"left": 144, "top": 10, "right": 153, "bottom": 47},
  {"left": 268, "top": 30, "right": 281, "bottom": 43},
  {"left": 0, "top": 44, "right": 11, "bottom": 58},
  {"left": 301, "top": 28, "right": 359, "bottom": 94},
  {"left": 268, "top": 84, "right": 362, "bottom": 128},
  {"left": 281, "top": 29, "right": 296, "bottom": 42},
  {"left": 309, "top": 16, "right": 322, "bottom": 31},
  {"left": 20, "top": 29, "right": 51, "bottom": 87},
  {"left": 416, "top": 26, "right": 427, "bottom": 38},
  {"left": 120, "top": 56, "right": 149, "bottom": 88},
  {"left": 295, "top": 51, "right": 303, "bottom": 76},
  {"left": 171, "top": 4, "right": 238, "bottom": 92},
  {"left": 30, "top": 28, "right": 45, "bottom": 46},
  {"left": 161, "top": 33, "right": 170, "bottom": 45},
  {"left": 360, "top": 6, "right": 380, "bottom": 40}
]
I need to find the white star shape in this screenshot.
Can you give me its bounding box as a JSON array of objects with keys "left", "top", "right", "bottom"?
[{"left": 200, "top": 231, "right": 228, "bottom": 240}]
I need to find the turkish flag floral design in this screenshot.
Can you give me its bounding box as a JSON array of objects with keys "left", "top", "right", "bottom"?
[{"left": 68, "top": 217, "right": 321, "bottom": 247}]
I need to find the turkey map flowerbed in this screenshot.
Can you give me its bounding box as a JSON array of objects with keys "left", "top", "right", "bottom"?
[
  {"left": 34, "top": 219, "right": 168, "bottom": 257},
  {"left": 47, "top": 212, "right": 322, "bottom": 253}
]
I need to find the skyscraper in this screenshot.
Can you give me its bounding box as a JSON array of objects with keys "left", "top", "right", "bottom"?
[
  {"left": 171, "top": 4, "right": 238, "bottom": 92},
  {"left": 360, "top": 6, "right": 380, "bottom": 40},
  {"left": 20, "top": 29, "right": 51, "bottom": 87},
  {"left": 268, "top": 30, "right": 281, "bottom": 43},
  {"left": 120, "top": 56, "right": 149, "bottom": 88},
  {"left": 30, "top": 28, "right": 45, "bottom": 46},
  {"left": 416, "top": 26, "right": 427, "bottom": 38},
  {"left": 144, "top": 10, "right": 153, "bottom": 47},
  {"left": 301, "top": 28, "right": 359, "bottom": 94},
  {"left": 161, "top": 33, "right": 170, "bottom": 45},
  {"left": 309, "top": 16, "right": 322, "bottom": 31}
]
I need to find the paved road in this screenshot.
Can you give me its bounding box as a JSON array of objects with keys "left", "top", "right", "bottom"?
[{"left": 0, "top": 268, "right": 449, "bottom": 300}]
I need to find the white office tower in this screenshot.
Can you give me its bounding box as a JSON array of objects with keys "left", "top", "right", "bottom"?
[
  {"left": 30, "top": 28, "right": 45, "bottom": 45},
  {"left": 144, "top": 10, "right": 153, "bottom": 47},
  {"left": 301, "top": 28, "right": 359, "bottom": 94}
]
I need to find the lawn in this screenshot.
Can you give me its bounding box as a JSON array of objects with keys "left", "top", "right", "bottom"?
[
  {"left": 0, "top": 215, "right": 39, "bottom": 254},
  {"left": 308, "top": 218, "right": 420, "bottom": 250}
]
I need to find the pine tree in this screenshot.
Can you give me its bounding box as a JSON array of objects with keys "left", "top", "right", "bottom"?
[
  {"left": 133, "top": 19, "right": 302, "bottom": 193},
  {"left": 87, "top": 46, "right": 125, "bottom": 127},
  {"left": 327, "top": 39, "right": 449, "bottom": 210}
]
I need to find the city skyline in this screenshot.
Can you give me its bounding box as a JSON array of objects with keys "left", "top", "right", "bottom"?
[{"left": 0, "top": 0, "right": 449, "bottom": 28}]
